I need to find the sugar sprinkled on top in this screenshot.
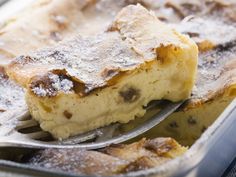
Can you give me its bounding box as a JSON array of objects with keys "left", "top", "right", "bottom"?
[
  {"left": 24, "top": 32, "right": 143, "bottom": 97},
  {"left": 0, "top": 73, "right": 27, "bottom": 123},
  {"left": 31, "top": 73, "right": 74, "bottom": 97}
]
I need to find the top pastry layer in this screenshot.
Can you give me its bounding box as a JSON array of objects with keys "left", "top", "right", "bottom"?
[{"left": 7, "top": 4, "right": 196, "bottom": 97}]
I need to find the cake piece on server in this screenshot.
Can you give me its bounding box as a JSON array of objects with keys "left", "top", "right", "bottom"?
[{"left": 7, "top": 5, "right": 198, "bottom": 139}]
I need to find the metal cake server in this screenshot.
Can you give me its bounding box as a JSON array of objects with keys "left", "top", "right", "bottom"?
[{"left": 0, "top": 100, "right": 184, "bottom": 149}]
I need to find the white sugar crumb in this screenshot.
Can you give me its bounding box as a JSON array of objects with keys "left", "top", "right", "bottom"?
[
  {"left": 49, "top": 74, "right": 73, "bottom": 93},
  {"left": 32, "top": 30, "right": 40, "bottom": 36},
  {"left": 31, "top": 86, "right": 48, "bottom": 97},
  {"left": 52, "top": 15, "right": 67, "bottom": 25},
  {"left": 0, "top": 73, "right": 27, "bottom": 117},
  {"left": 0, "top": 40, "right": 4, "bottom": 46},
  {"left": 31, "top": 73, "right": 74, "bottom": 97}
]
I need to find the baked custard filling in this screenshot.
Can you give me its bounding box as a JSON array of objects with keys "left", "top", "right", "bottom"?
[{"left": 8, "top": 5, "right": 198, "bottom": 139}]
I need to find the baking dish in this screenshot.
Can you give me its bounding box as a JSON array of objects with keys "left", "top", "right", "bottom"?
[
  {"left": 0, "top": 98, "right": 234, "bottom": 177},
  {"left": 0, "top": 0, "right": 235, "bottom": 176}
]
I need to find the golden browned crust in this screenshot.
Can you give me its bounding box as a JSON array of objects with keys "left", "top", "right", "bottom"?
[{"left": 28, "top": 137, "right": 187, "bottom": 176}]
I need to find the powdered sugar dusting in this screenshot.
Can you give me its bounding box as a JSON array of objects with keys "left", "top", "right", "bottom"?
[
  {"left": 31, "top": 73, "right": 74, "bottom": 97},
  {"left": 29, "top": 149, "right": 127, "bottom": 176},
  {"left": 0, "top": 73, "right": 27, "bottom": 120},
  {"left": 31, "top": 85, "right": 49, "bottom": 97},
  {"left": 23, "top": 33, "right": 143, "bottom": 97},
  {"left": 49, "top": 74, "right": 73, "bottom": 93},
  {"left": 173, "top": 17, "right": 236, "bottom": 46}
]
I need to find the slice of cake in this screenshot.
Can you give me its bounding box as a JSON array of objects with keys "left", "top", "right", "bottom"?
[{"left": 7, "top": 4, "right": 198, "bottom": 139}]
